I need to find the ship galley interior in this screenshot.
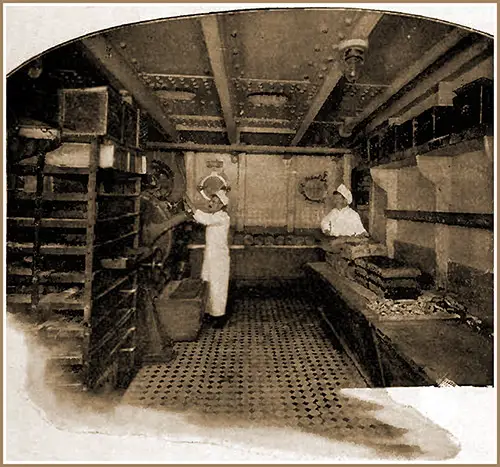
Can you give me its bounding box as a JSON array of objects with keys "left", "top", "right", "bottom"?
[{"left": 6, "top": 8, "right": 494, "bottom": 437}]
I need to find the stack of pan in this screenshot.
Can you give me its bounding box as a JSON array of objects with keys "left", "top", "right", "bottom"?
[
  {"left": 325, "top": 239, "right": 388, "bottom": 281},
  {"left": 354, "top": 256, "right": 422, "bottom": 299}
]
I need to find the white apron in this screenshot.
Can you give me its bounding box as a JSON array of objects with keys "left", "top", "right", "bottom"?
[{"left": 193, "top": 209, "right": 230, "bottom": 317}]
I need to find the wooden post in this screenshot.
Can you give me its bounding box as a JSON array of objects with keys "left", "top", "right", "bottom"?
[
  {"left": 343, "top": 153, "right": 354, "bottom": 190},
  {"left": 285, "top": 157, "right": 297, "bottom": 233},
  {"left": 31, "top": 143, "right": 46, "bottom": 320},
  {"left": 83, "top": 138, "right": 99, "bottom": 325}
]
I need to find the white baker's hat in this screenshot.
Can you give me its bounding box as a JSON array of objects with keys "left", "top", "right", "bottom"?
[
  {"left": 214, "top": 189, "right": 229, "bottom": 206},
  {"left": 336, "top": 184, "right": 353, "bottom": 204}
]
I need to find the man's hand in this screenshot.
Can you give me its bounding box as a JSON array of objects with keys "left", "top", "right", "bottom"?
[{"left": 183, "top": 196, "right": 196, "bottom": 215}]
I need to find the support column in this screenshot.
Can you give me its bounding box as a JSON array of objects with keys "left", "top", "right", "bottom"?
[
  {"left": 343, "top": 153, "right": 354, "bottom": 190},
  {"left": 370, "top": 167, "right": 399, "bottom": 257},
  {"left": 284, "top": 157, "right": 297, "bottom": 233},
  {"left": 236, "top": 153, "right": 246, "bottom": 231},
  {"left": 417, "top": 155, "right": 454, "bottom": 288}
]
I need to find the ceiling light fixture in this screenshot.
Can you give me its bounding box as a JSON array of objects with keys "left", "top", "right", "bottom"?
[
  {"left": 338, "top": 39, "right": 368, "bottom": 84},
  {"left": 27, "top": 58, "right": 43, "bottom": 79}
]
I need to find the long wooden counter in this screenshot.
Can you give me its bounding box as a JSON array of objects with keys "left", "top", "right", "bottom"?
[
  {"left": 305, "top": 262, "right": 494, "bottom": 387},
  {"left": 189, "top": 244, "right": 324, "bottom": 280}
]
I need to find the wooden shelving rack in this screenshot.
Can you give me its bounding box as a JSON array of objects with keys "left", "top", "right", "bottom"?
[{"left": 7, "top": 86, "right": 146, "bottom": 391}]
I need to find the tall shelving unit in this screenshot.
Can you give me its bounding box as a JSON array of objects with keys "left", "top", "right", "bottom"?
[{"left": 6, "top": 86, "right": 146, "bottom": 391}]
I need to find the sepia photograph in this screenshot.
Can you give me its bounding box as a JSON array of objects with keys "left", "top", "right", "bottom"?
[{"left": 3, "top": 3, "right": 496, "bottom": 463}]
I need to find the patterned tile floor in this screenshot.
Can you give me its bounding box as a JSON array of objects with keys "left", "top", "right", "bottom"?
[{"left": 122, "top": 284, "right": 416, "bottom": 443}]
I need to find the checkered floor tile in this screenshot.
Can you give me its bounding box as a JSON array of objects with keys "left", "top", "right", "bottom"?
[{"left": 123, "top": 283, "right": 374, "bottom": 433}]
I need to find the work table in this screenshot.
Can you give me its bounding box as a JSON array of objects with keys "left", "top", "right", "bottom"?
[{"left": 306, "top": 262, "right": 493, "bottom": 387}]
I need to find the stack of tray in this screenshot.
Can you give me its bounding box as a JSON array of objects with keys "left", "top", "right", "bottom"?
[
  {"left": 325, "top": 240, "right": 387, "bottom": 281},
  {"left": 337, "top": 240, "right": 388, "bottom": 260},
  {"left": 354, "top": 256, "right": 421, "bottom": 299},
  {"left": 325, "top": 252, "right": 357, "bottom": 280}
]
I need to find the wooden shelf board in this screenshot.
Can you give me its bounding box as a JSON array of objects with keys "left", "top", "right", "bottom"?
[
  {"left": 44, "top": 165, "right": 91, "bottom": 175},
  {"left": 7, "top": 268, "right": 85, "bottom": 283},
  {"left": 47, "top": 353, "right": 84, "bottom": 365},
  {"left": 8, "top": 217, "right": 88, "bottom": 228},
  {"left": 7, "top": 292, "right": 84, "bottom": 310},
  {"left": 8, "top": 191, "right": 88, "bottom": 202},
  {"left": 371, "top": 134, "right": 489, "bottom": 169},
  {"left": 7, "top": 242, "right": 87, "bottom": 255},
  {"left": 7, "top": 294, "right": 32, "bottom": 304}
]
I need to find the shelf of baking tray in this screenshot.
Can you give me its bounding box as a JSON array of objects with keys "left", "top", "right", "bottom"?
[
  {"left": 7, "top": 242, "right": 87, "bottom": 255},
  {"left": 44, "top": 345, "right": 85, "bottom": 365},
  {"left": 8, "top": 190, "right": 139, "bottom": 201},
  {"left": 44, "top": 369, "right": 85, "bottom": 390},
  {"left": 8, "top": 214, "right": 138, "bottom": 227},
  {"left": 7, "top": 294, "right": 83, "bottom": 310},
  {"left": 38, "top": 315, "right": 86, "bottom": 340},
  {"left": 7, "top": 291, "right": 85, "bottom": 311},
  {"left": 7, "top": 267, "right": 85, "bottom": 283},
  {"left": 7, "top": 217, "right": 88, "bottom": 228},
  {"left": 7, "top": 190, "right": 89, "bottom": 202},
  {"left": 11, "top": 165, "right": 91, "bottom": 175}
]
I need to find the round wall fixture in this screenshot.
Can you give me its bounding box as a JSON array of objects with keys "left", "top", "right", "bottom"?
[
  {"left": 198, "top": 171, "right": 229, "bottom": 200},
  {"left": 299, "top": 172, "right": 328, "bottom": 203}
]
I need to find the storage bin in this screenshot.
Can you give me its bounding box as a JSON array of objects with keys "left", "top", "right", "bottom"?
[
  {"left": 453, "top": 77, "right": 493, "bottom": 132},
  {"left": 155, "top": 279, "right": 207, "bottom": 342},
  {"left": 414, "top": 106, "right": 455, "bottom": 146},
  {"left": 59, "top": 86, "right": 123, "bottom": 140},
  {"left": 395, "top": 119, "right": 414, "bottom": 151}
]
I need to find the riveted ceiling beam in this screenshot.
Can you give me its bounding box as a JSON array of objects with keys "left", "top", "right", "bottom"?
[
  {"left": 350, "top": 28, "right": 470, "bottom": 133},
  {"left": 291, "top": 12, "right": 383, "bottom": 146},
  {"left": 147, "top": 141, "right": 350, "bottom": 156},
  {"left": 81, "top": 35, "right": 178, "bottom": 141},
  {"left": 365, "top": 35, "right": 491, "bottom": 132},
  {"left": 201, "top": 15, "right": 238, "bottom": 145}
]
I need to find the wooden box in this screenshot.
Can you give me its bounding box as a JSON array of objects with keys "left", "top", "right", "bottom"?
[
  {"left": 453, "top": 77, "right": 494, "bottom": 132},
  {"left": 380, "top": 124, "right": 397, "bottom": 157},
  {"left": 59, "top": 86, "right": 140, "bottom": 148},
  {"left": 414, "top": 106, "right": 455, "bottom": 146},
  {"left": 122, "top": 102, "right": 140, "bottom": 148},
  {"left": 59, "top": 86, "right": 122, "bottom": 139},
  {"left": 367, "top": 134, "right": 380, "bottom": 163},
  {"left": 395, "top": 119, "right": 414, "bottom": 151}
]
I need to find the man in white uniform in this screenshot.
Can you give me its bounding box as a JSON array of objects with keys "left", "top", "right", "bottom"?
[
  {"left": 186, "top": 190, "right": 231, "bottom": 328},
  {"left": 320, "top": 184, "right": 368, "bottom": 248}
]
